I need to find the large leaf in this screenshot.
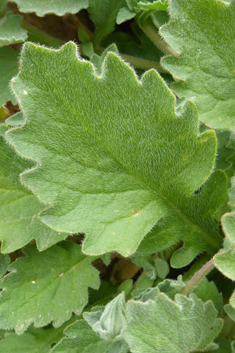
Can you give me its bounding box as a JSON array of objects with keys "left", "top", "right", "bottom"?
[
  {"left": 161, "top": 0, "right": 235, "bottom": 130},
  {"left": 88, "top": 0, "right": 126, "bottom": 46},
  {"left": 0, "top": 12, "right": 27, "bottom": 47},
  {"left": 0, "top": 47, "right": 19, "bottom": 106},
  {"left": 122, "top": 293, "right": 223, "bottom": 353},
  {"left": 0, "top": 122, "right": 67, "bottom": 253},
  {"left": 11, "top": 0, "right": 89, "bottom": 16},
  {"left": 7, "top": 42, "right": 221, "bottom": 263},
  {"left": 0, "top": 242, "right": 100, "bottom": 333}
]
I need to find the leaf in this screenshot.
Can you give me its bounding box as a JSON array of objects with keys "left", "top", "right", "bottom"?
[
  {"left": 6, "top": 42, "right": 221, "bottom": 263},
  {"left": 0, "top": 253, "right": 9, "bottom": 278},
  {"left": 0, "top": 47, "right": 19, "bottom": 106},
  {"left": 88, "top": 0, "right": 126, "bottom": 46},
  {"left": 0, "top": 12, "right": 27, "bottom": 47},
  {"left": 0, "top": 241, "right": 100, "bottom": 333},
  {"left": 161, "top": 0, "right": 235, "bottom": 130},
  {"left": 50, "top": 319, "right": 129, "bottom": 353},
  {"left": 83, "top": 292, "right": 127, "bottom": 341},
  {"left": 11, "top": 0, "right": 89, "bottom": 16},
  {"left": 122, "top": 293, "right": 223, "bottom": 353},
  {"left": 0, "top": 123, "right": 67, "bottom": 253},
  {"left": 0, "top": 323, "right": 69, "bottom": 353},
  {"left": 134, "top": 170, "right": 227, "bottom": 268}
]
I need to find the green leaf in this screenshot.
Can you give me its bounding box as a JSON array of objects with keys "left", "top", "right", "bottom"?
[
  {"left": 0, "top": 124, "right": 68, "bottom": 253},
  {"left": 0, "top": 242, "right": 100, "bottom": 333},
  {"left": 0, "top": 12, "right": 27, "bottom": 47},
  {"left": 50, "top": 319, "right": 129, "bottom": 353},
  {"left": 161, "top": 0, "right": 235, "bottom": 130},
  {"left": 7, "top": 42, "right": 221, "bottom": 262},
  {"left": 0, "top": 47, "right": 19, "bottom": 106},
  {"left": 0, "top": 323, "right": 68, "bottom": 353},
  {"left": 11, "top": 0, "right": 89, "bottom": 16},
  {"left": 116, "top": 7, "right": 136, "bottom": 24},
  {"left": 0, "top": 0, "right": 7, "bottom": 15},
  {"left": 122, "top": 293, "right": 223, "bottom": 353},
  {"left": 83, "top": 292, "right": 127, "bottom": 341},
  {"left": 135, "top": 170, "right": 227, "bottom": 268},
  {"left": 88, "top": 0, "right": 126, "bottom": 46},
  {"left": 0, "top": 253, "right": 9, "bottom": 278}
]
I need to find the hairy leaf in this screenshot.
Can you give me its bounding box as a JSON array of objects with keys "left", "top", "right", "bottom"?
[
  {"left": 0, "top": 47, "right": 19, "bottom": 106},
  {"left": 0, "top": 242, "right": 100, "bottom": 333},
  {"left": 50, "top": 319, "right": 129, "bottom": 353},
  {"left": 161, "top": 0, "right": 235, "bottom": 129},
  {"left": 122, "top": 293, "right": 223, "bottom": 352},
  {"left": 0, "top": 12, "right": 27, "bottom": 47},
  {"left": 7, "top": 42, "right": 221, "bottom": 263},
  {"left": 10, "top": 0, "right": 89, "bottom": 16},
  {"left": 0, "top": 124, "right": 67, "bottom": 253}
]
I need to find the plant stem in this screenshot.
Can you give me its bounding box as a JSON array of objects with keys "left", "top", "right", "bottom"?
[
  {"left": 181, "top": 258, "right": 215, "bottom": 295},
  {"left": 139, "top": 17, "right": 177, "bottom": 56},
  {"left": 21, "top": 20, "right": 65, "bottom": 48},
  {"left": 96, "top": 45, "right": 167, "bottom": 72}
]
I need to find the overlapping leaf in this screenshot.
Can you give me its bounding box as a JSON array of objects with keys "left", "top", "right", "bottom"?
[
  {"left": 0, "top": 11, "right": 27, "bottom": 47},
  {"left": 7, "top": 42, "right": 223, "bottom": 263},
  {"left": 0, "top": 122, "right": 67, "bottom": 253},
  {"left": 214, "top": 175, "right": 235, "bottom": 309},
  {"left": 11, "top": 0, "right": 89, "bottom": 16},
  {"left": 122, "top": 293, "right": 223, "bottom": 353},
  {"left": 50, "top": 319, "right": 129, "bottom": 353},
  {"left": 0, "top": 241, "right": 100, "bottom": 333},
  {"left": 88, "top": 0, "right": 126, "bottom": 46},
  {"left": 133, "top": 170, "right": 227, "bottom": 267},
  {"left": 0, "top": 47, "right": 19, "bottom": 106},
  {"left": 0, "top": 323, "right": 70, "bottom": 353},
  {"left": 161, "top": 0, "right": 235, "bottom": 130}
]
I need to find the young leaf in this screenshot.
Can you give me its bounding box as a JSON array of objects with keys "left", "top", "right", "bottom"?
[
  {"left": 50, "top": 319, "right": 129, "bottom": 353},
  {"left": 10, "top": 0, "right": 89, "bottom": 16},
  {"left": 0, "top": 12, "right": 27, "bottom": 47},
  {"left": 0, "top": 47, "right": 19, "bottom": 106},
  {"left": 122, "top": 293, "right": 223, "bottom": 353},
  {"left": 0, "top": 242, "right": 100, "bottom": 333},
  {"left": 7, "top": 42, "right": 220, "bottom": 262},
  {"left": 88, "top": 0, "right": 126, "bottom": 46},
  {"left": 161, "top": 0, "right": 235, "bottom": 130},
  {"left": 0, "top": 125, "right": 67, "bottom": 253}
]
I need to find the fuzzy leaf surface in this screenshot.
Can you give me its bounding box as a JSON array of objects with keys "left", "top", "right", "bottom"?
[
  {"left": 0, "top": 125, "right": 67, "bottom": 253},
  {"left": 50, "top": 319, "right": 129, "bottom": 353},
  {"left": 122, "top": 293, "right": 223, "bottom": 353},
  {"left": 134, "top": 170, "right": 227, "bottom": 267},
  {"left": 7, "top": 42, "right": 220, "bottom": 260},
  {"left": 0, "top": 12, "right": 27, "bottom": 47},
  {"left": 0, "top": 242, "right": 100, "bottom": 333},
  {"left": 161, "top": 0, "right": 235, "bottom": 129},
  {"left": 0, "top": 47, "right": 19, "bottom": 106},
  {"left": 11, "top": 0, "right": 89, "bottom": 16}
]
